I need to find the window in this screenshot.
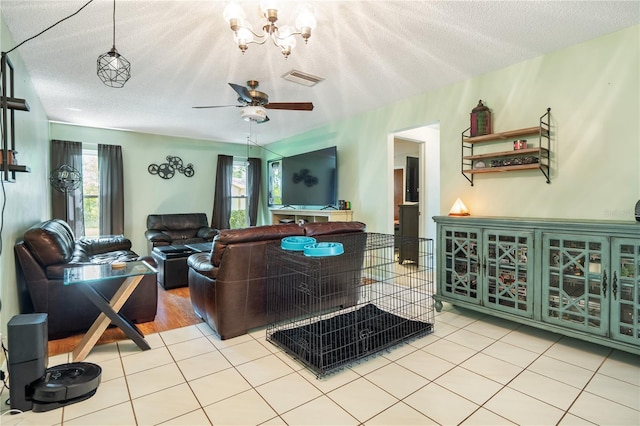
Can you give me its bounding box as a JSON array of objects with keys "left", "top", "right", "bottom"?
[
  {"left": 82, "top": 149, "right": 99, "bottom": 236},
  {"left": 230, "top": 161, "right": 248, "bottom": 229},
  {"left": 268, "top": 159, "right": 282, "bottom": 206}
]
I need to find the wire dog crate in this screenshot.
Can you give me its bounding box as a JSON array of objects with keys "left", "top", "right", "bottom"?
[{"left": 266, "top": 233, "right": 434, "bottom": 377}]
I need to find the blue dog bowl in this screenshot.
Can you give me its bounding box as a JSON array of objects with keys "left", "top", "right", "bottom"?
[
  {"left": 303, "top": 242, "right": 344, "bottom": 257},
  {"left": 281, "top": 236, "right": 317, "bottom": 251}
]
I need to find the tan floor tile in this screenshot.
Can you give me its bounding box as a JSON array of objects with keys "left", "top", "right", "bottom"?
[
  {"left": 203, "top": 389, "right": 276, "bottom": 425},
  {"left": 327, "top": 377, "right": 398, "bottom": 422},
  {"left": 131, "top": 383, "right": 200, "bottom": 425}
]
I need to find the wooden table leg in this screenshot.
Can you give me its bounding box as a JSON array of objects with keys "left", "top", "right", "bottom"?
[{"left": 72, "top": 274, "right": 145, "bottom": 362}]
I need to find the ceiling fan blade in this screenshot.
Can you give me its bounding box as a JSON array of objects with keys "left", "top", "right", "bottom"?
[
  {"left": 229, "top": 82, "right": 252, "bottom": 103},
  {"left": 192, "top": 105, "right": 241, "bottom": 109},
  {"left": 264, "top": 102, "right": 314, "bottom": 111},
  {"left": 258, "top": 115, "right": 270, "bottom": 123}
]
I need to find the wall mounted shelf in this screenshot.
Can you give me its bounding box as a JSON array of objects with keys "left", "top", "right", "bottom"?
[
  {"left": 461, "top": 108, "right": 551, "bottom": 186},
  {"left": 1, "top": 52, "right": 31, "bottom": 182}
]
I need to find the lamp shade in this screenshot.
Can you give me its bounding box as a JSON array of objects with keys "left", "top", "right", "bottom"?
[
  {"left": 97, "top": 47, "right": 131, "bottom": 88},
  {"left": 449, "top": 198, "right": 470, "bottom": 216}
]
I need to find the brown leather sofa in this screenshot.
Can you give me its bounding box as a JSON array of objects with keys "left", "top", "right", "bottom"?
[
  {"left": 187, "top": 221, "right": 366, "bottom": 340},
  {"left": 144, "top": 213, "right": 218, "bottom": 254},
  {"left": 14, "top": 219, "right": 158, "bottom": 340}
]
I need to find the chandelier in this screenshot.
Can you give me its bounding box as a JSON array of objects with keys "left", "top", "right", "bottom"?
[
  {"left": 97, "top": 0, "right": 131, "bottom": 87},
  {"left": 223, "top": 1, "right": 317, "bottom": 59}
]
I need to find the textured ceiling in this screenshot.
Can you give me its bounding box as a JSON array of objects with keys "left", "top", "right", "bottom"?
[{"left": 1, "top": 1, "right": 638, "bottom": 145}]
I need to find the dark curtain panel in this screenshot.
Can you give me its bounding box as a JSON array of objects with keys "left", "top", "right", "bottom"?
[
  {"left": 212, "top": 155, "right": 233, "bottom": 229},
  {"left": 98, "top": 144, "right": 125, "bottom": 235},
  {"left": 247, "top": 157, "right": 262, "bottom": 226},
  {"left": 50, "top": 140, "right": 85, "bottom": 237}
]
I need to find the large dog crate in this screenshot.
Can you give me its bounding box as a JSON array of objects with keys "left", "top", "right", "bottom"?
[{"left": 266, "top": 233, "right": 434, "bottom": 377}]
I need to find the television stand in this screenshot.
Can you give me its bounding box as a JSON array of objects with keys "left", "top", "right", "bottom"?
[{"left": 270, "top": 208, "right": 353, "bottom": 224}]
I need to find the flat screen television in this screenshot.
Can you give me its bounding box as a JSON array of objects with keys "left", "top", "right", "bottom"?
[{"left": 281, "top": 146, "right": 337, "bottom": 208}]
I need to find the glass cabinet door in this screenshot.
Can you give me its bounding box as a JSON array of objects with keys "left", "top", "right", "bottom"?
[
  {"left": 484, "top": 231, "right": 534, "bottom": 317},
  {"left": 441, "top": 227, "right": 481, "bottom": 304},
  {"left": 610, "top": 238, "right": 640, "bottom": 345},
  {"left": 542, "top": 234, "right": 609, "bottom": 336}
]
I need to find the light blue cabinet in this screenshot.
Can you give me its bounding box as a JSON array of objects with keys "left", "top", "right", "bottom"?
[
  {"left": 541, "top": 233, "right": 609, "bottom": 336},
  {"left": 434, "top": 216, "right": 640, "bottom": 355},
  {"left": 484, "top": 230, "right": 534, "bottom": 318}
]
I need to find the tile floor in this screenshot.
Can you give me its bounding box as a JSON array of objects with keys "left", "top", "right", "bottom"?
[{"left": 1, "top": 304, "right": 639, "bottom": 426}]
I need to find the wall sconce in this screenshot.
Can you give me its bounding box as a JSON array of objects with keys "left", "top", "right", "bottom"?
[{"left": 449, "top": 198, "right": 470, "bottom": 216}]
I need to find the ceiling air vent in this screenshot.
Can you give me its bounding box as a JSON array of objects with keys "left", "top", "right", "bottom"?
[{"left": 282, "top": 70, "right": 324, "bottom": 87}]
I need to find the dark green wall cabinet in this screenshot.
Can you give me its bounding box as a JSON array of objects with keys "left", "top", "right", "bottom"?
[{"left": 434, "top": 216, "right": 640, "bottom": 355}]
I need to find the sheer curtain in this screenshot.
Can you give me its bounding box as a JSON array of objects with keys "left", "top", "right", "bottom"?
[
  {"left": 51, "top": 139, "right": 85, "bottom": 236},
  {"left": 211, "top": 154, "right": 233, "bottom": 230},
  {"left": 98, "top": 144, "right": 124, "bottom": 235},
  {"left": 247, "top": 157, "right": 262, "bottom": 226}
]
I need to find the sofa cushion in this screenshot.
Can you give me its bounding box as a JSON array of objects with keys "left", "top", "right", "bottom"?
[
  {"left": 303, "top": 221, "right": 366, "bottom": 237},
  {"left": 23, "top": 219, "right": 75, "bottom": 267},
  {"left": 147, "top": 213, "right": 209, "bottom": 231},
  {"left": 212, "top": 224, "right": 305, "bottom": 267}
]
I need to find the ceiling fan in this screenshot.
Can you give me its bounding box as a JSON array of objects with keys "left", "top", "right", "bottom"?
[{"left": 193, "top": 80, "right": 314, "bottom": 123}]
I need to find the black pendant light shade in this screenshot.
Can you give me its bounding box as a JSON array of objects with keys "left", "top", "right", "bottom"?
[
  {"left": 97, "top": 0, "right": 130, "bottom": 88},
  {"left": 97, "top": 46, "right": 130, "bottom": 88}
]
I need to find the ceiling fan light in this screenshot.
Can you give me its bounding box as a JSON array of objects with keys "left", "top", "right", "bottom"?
[{"left": 240, "top": 105, "right": 268, "bottom": 122}]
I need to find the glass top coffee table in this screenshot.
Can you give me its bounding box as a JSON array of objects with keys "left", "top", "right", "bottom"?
[{"left": 64, "top": 261, "right": 157, "bottom": 361}]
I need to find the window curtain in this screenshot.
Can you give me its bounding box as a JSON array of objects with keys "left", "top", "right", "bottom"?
[
  {"left": 51, "top": 140, "right": 85, "bottom": 237},
  {"left": 98, "top": 144, "right": 125, "bottom": 235},
  {"left": 247, "top": 157, "right": 262, "bottom": 226},
  {"left": 211, "top": 154, "right": 233, "bottom": 230}
]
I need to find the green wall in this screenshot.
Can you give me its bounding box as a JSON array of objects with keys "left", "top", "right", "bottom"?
[
  {"left": 0, "top": 15, "right": 50, "bottom": 333},
  {"left": 49, "top": 123, "right": 251, "bottom": 255},
  {"left": 270, "top": 25, "right": 640, "bottom": 233}
]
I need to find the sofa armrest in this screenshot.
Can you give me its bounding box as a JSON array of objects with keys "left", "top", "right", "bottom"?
[
  {"left": 145, "top": 230, "right": 172, "bottom": 244},
  {"left": 187, "top": 252, "right": 217, "bottom": 279},
  {"left": 77, "top": 235, "right": 132, "bottom": 255},
  {"left": 196, "top": 227, "right": 218, "bottom": 240}
]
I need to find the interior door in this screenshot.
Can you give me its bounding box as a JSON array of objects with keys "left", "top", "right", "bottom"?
[{"left": 394, "top": 168, "right": 403, "bottom": 224}]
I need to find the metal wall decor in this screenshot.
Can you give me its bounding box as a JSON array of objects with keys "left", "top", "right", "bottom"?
[{"left": 148, "top": 156, "right": 194, "bottom": 179}]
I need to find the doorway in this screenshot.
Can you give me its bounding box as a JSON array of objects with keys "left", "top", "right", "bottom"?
[{"left": 390, "top": 124, "right": 441, "bottom": 243}]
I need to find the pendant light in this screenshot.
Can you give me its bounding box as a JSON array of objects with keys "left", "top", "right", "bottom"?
[{"left": 97, "top": 0, "right": 130, "bottom": 88}]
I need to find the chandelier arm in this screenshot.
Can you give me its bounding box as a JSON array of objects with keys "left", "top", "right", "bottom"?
[{"left": 272, "top": 30, "right": 304, "bottom": 42}]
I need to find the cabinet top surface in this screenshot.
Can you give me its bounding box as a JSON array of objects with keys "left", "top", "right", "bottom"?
[
  {"left": 271, "top": 208, "right": 351, "bottom": 214},
  {"left": 433, "top": 215, "right": 640, "bottom": 233}
]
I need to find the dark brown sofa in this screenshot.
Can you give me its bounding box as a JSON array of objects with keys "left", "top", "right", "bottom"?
[
  {"left": 144, "top": 213, "right": 218, "bottom": 254},
  {"left": 14, "top": 219, "right": 158, "bottom": 340},
  {"left": 187, "top": 221, "right": 366, "bottom": 339}
]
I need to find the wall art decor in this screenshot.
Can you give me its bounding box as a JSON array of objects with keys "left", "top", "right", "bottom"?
[{"left": 148, "top": 156, "right": 194, "bottom": 179}]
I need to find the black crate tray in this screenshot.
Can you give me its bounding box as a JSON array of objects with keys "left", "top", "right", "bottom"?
[{"left": 268, "top": 303, "right": 433, "bottom": 377}]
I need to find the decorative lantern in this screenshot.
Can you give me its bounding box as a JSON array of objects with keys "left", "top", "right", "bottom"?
[{"left": 470, "top": 100, "right": 492, "bottom": 137}]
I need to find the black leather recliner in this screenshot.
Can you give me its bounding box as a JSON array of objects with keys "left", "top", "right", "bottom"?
[
  {"left": 144, "top": 213, "right": 218, "bottom": 254},
  {"left": 14, "top": 219, "right": 158, "bottom": 340}
]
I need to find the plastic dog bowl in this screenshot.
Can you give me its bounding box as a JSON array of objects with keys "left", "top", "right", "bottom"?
[
  {"left": 281, "top": 236, "right": 317, "bottom": 251},
  {"left": 303, "top": 242, "right": 344, "bottom": 257}
]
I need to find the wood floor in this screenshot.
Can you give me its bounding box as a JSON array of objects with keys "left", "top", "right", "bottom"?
[{"left": 47, "top": 286, "right": 203, "bottom": 357}]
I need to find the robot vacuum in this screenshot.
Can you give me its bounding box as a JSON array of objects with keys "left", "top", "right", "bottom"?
[{"left": 30, "top": 362, "right": 101, "bottom": 412}]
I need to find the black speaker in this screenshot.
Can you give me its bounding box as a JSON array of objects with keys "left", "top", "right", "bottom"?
[
  {"left": 7, "top": 313, "right": 48, "bottom": 412},
  {"left": 635, "top": 200, "right": 640, "bottom": 221}
]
